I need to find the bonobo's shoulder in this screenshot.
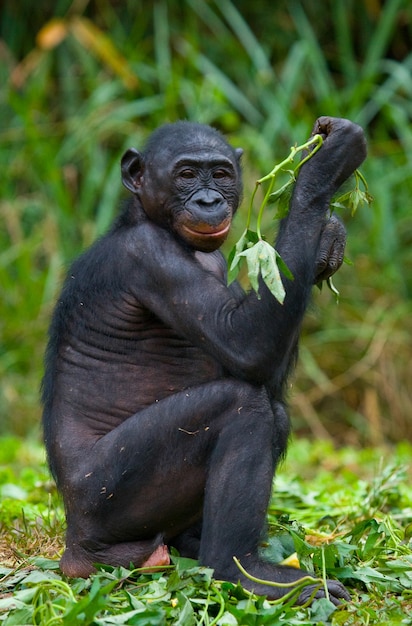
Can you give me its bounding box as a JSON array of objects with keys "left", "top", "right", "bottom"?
[
  {"left": 125, "top": 219, "right": 168, "bottom": 246},
  {"left": 123, "top": 220, "right": 190, "bottom": 261}
]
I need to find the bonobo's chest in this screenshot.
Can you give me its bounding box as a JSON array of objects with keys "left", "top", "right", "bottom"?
[{"left": 58, "top": 288, "right": 223, "bottom": 420}]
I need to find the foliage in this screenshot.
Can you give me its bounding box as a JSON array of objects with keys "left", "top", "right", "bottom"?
[
  {"left": 0, "top": 1, "right": 411, "bottom": 436},
  {"left": 228, "top": 134, "right": 372, "bottom": 303},
  {"left": 228, "top": 135, "right": 323, "bottom": 303},
  {"left": 1, "top": 437, "right": 412, "bottom": 624}
]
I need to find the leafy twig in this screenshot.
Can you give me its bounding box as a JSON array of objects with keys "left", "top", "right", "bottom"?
[
  {"left": 228, "top": 137, "right": 373, "bottom": 303},
  {"left": 228, "top": 135, "right": 323, "bottom": 304},
  {"left": 331, "top": 169, "right": 373, "bottom": 217}
]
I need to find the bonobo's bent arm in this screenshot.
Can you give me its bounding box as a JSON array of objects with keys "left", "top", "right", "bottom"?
[{"left": 130, "top": 118, "right": 366, "bottom": 384}]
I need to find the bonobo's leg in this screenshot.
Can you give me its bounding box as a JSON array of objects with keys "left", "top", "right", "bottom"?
[
  {"left": 199, "top": 399, "right": 350, "bottom": 605},
  {"left": 58, "top": 382, "right": 349, "bottom": 603},
  {"left": 172, "top": 401, "right": 290, "bottom": 562},
  {"left": 57, "top": 379, "right": 282, "bottom": 578},
  {"left": 199, "top": 399, "right": 289, "bottom": 564}
]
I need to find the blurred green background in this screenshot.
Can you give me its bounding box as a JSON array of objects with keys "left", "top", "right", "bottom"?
[{"left": 1, "top": 0, "right": 411, "bottom": 444}]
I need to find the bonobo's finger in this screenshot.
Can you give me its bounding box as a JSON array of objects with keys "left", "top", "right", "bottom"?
[
  {"left": 314, "top": 116, "right": 367, "bottom": 172},
  {"left": 298, "top": 117, "right": 367, "bottom": 197},
  {"left": 326, "top": 580, "right": 351, "bottom": 605},
  {"left": 297, "top": 579, "right": 351, "bottom": 606},
  {"left": 314, "top": 215, "right": 347, "bottom": 283},
  {"left": 312, "top": 116, "right": 360, "bottom": 142},
  {"left": 311, "top": 115, "right": 343, "bottom": 138}
]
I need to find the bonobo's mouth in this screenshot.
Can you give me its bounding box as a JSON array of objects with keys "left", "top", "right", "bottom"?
[
  {"left": 180, "top": 219, "right": 231, "bottom": 252},
  {"left": 181, "top": 219, "right": 231, "bottom": 240},
  {"left": 182, "top": 224, "right": 230, "bottom": 239}
]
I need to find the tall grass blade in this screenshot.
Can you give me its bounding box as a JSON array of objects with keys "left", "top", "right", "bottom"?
[
  {"left": 288, "top": 2, "right": 338, "bottom": 109},
  {"left": 153, "top": 1, "right": 172, "bottom": 91},
  {"left": 332, "top": 0, "right": 358, "bottom": 83},
  {"left": 177, "top": 40, "right": 263, "bottom": 125},
  {"left": 216, "top": 0, "right": 273, "bottom": 75},
  {"left": 362, "top": 0, "right": 405, "bottom": 77}
]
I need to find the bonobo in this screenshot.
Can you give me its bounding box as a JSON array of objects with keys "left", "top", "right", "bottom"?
[{"left": 42, "top": 117, "right": 366, "bottom": 604}]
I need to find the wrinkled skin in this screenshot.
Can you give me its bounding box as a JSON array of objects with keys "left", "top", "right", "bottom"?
[{"left": 42, "top": 118, "right": 366, "bottom": 605}]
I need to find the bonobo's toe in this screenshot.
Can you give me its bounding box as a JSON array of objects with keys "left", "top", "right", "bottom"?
[{"left": 297, "top": 579, "right": 350, "bottom": 606}]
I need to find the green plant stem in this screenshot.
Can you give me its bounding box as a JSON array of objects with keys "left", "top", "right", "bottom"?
[
  {"left": 254, "top": 134, "right": 323, "bottom": 238},
  {"left": 321, "top": 546, "right": 330, "bottom": 602},
  {"left": 355, "top": 168, "right": 368, "bottom": 189},
  {"left": 208, "top": 586, "right": 226, "bottom": 625},
  {"left": 245, "top": 183, "right": 259, "bottom": 231},
  {"left": 233, "top": 556, "right": 322, "bottom": 605}
]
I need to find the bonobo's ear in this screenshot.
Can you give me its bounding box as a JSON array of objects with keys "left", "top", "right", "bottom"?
[
  {"left": 235, "top": 148, "right": 243, "bottom": 163},
  {"left": 121, "top": 148, "right": 145, "bottom": 193}
]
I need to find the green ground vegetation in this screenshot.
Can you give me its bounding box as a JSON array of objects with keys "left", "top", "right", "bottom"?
[{"left": 1, "top": 437, "right": 412, "bottom": 624}]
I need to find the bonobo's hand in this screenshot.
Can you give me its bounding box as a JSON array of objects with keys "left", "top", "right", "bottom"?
[
  {"left": 300, "top": 117, "right": 367, "bottom": 197},
  {"left": 297, "top": 578, "right": 351, "bottom": 606},
  {"left": 314, "top": 214, "right": 346, "bottom": 283}
]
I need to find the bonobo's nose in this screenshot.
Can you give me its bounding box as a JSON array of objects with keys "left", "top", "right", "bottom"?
[
  {"left": 186, "top": 189, "right": 228, "bottom": 224},
  {"left": 190, "top": 188, "right": 225, "bottom": 209}
]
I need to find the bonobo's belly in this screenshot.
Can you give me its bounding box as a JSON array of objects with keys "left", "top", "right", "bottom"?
[{"left": 57, "top": 296, "right": 224, "bottom": 431}]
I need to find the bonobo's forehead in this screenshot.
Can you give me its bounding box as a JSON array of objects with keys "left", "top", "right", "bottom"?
[{"left": 143, "top": 121, "right": 238, "bottom": 164}]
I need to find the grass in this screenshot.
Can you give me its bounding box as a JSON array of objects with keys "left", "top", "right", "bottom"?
[{"left": 1, "top": 436, "right": 412, "bottom": 624}]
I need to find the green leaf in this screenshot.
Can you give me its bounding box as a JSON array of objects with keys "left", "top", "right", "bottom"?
[
  {"left": 239, "top": 239, "right": 289, "bottom": 303},
  {"left": 275, "top": 183, "right": 294, "bottom": 219},
  {"left": 175, "top": 593, "right": 194, "bottom": 626},
  {"left": 331, "top": 171, "right": 373, "bottom": 216},
  {"left": 309, "top": 597, "right": 337, "bottom": 621},
  {"left": 404, "top": 522, "right": 412, "bottom": 541},
  {"left": 238, "top": 242, "right": 261, "bottom": 294},
  {"left": 31, "top": 557, "right": 61, "bottom": 570},
  {"left": 275, "top": 251, "right": 294, "bottom": 281},
  {"left": 261, "top": 533, "right": 296, "bottom": 563},
  {"left": 2, "top": 607, "right": 34, "bottom": 625},
  {"left": 259, "top": 244, "right": 286, "bottom": 304},
  {"left": 227, "top": 229, "right": 259, "bottom": 284}
]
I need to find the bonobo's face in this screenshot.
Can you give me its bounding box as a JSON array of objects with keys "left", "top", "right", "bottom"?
[
  {"left": 121, "top": 123, "right": 243, "bottom": 252},
  {"left": 152, "top": 146, "right": 241, "bottom": 252}
]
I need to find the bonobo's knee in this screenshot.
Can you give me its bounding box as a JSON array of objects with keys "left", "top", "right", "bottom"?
[
  {"left": 231, "top": 379, "right": 272, "bottom": 412},
  {"left": 221, "top": 380, "right": 275, "bottom": 432}
]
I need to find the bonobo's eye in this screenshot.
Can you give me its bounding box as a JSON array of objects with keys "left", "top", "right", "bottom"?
[
  {"left": 178, "top": 169, "right": 197, "bottom": 180},
  {"left": 213, "top": 169, "right": 233, "bottom": 181}
]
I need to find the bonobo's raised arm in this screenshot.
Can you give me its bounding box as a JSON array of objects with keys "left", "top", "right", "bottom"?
[
  {"left": 276, "top": 117, "right": 366, "bottom": 272},
  {"left": 127, "top": 117, "right": 366, "bottom": 384}
]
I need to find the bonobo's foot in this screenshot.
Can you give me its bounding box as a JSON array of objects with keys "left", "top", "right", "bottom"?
[
  {"left": 60, "top": 536, "right": 169, "bottom": 578},
  {"left": 314, "top": 214, "right": 347, "bottom": 284},
  {"left": 239, "top": 575, "right": 350, "bottom": 607},
  {"left": 60, "top": 544, "right": 97, "bottom": 578},
  {"left": 141, "top": 543, "right": 170, "bottom": 570},
  {"left": 212, "top": 559, "right": 350, "bottom": 607},
  {"left": 239, "top": 575, "right": 350, "bottom": 606},
  {"left": 296, "top": 579, "right": 351, "bottom": 606}
]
